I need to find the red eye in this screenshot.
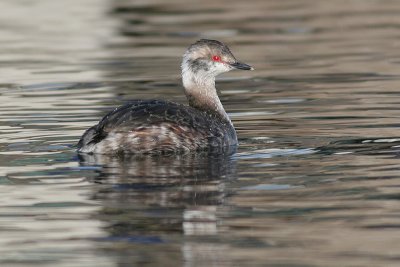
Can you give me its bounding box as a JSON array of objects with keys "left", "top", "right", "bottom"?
[{"left": 212, "top": 55, "right": 221, "bottom": 62}]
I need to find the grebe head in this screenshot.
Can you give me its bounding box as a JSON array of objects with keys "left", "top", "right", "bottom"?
[
  {"left": 181, "top": 39, "right": 253, "bottom": 121},
  {"left": 182, "top": 39, "right": 253, "bottom": 81}
]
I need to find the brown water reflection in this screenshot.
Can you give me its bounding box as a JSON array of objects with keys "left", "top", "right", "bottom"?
[
  {"left": 1, "top": 0, "right": 400, "bottom": 266},
  {"left": 81, "top": 153, "right": 236, "bottom": 266}
]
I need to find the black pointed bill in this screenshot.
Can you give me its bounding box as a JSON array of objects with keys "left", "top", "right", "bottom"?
[{"left": 230, "top": 62, "right": 254, "bottom": 70}]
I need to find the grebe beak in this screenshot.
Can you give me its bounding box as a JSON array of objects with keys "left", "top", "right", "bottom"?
[{"left": 230, "top": 62, "right": 254, "bottom": 71}]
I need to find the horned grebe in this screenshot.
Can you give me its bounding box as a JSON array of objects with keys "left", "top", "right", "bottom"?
[{"left": 77, "top": 39, "right": 253, "bottom": 154}]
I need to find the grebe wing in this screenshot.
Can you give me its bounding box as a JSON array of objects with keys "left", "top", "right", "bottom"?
[
  {"left": 77, "top": 100, "right": 236, "bottom": 153},
  {"left": 97, "top": 100, "right": 214, "bottom": 132}
]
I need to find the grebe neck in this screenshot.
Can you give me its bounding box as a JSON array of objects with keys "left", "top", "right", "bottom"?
[{"left": 181, "top": 62, "right": 230, "bottom": 122}]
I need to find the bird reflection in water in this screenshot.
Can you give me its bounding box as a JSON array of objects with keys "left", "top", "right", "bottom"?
[{"left": 79, "top": 152, "right": 236, "bottom": 266}]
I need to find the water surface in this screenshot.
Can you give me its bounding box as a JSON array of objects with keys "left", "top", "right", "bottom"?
[{"left": 1, "top": 0, "right": 400, "bottom": 266}]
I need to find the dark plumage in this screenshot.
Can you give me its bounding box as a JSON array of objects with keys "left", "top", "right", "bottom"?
[{"left": 78, "top": 100, "right": 237, "bottom": 154}]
